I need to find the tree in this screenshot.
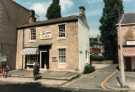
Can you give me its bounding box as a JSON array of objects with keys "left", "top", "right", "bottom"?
[
  {"left": 46, "top": 0, "right": 61, "bottom": 19},
  {"left": 100, "top": 0, "right": 124, "bottom": 63}
]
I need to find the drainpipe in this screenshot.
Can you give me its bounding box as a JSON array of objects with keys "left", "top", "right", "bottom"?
[{"left": 118, "top": 14, "right": 126, "bottom": 87}]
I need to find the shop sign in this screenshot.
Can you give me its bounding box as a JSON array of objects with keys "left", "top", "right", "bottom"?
[{"left": 40, "top": 31, "right": 52, "bottom": 39}]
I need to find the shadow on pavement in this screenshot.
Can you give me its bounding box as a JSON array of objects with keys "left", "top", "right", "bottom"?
[
  {"left": 0, "top": 82, "right": 128, "bottom": 92},
  {"left": 0, "top": 83, "right": 71, "bottom": 92}
]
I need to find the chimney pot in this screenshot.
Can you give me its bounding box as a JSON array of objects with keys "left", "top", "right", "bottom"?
[
  {"left": 79, "top": 6, "right": 85, "bottom": 16},
  {"left": 29, "top": 10, "right": 36, "bottom": 23}
]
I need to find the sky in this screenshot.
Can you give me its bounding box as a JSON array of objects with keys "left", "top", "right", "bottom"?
[{"left": 16, "top": 0, "right": 135, "bottom": 37}]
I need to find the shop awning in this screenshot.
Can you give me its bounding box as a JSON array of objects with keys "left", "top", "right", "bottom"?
[{"left": 22, "top": 48, "right": 38, "bottom": 55}]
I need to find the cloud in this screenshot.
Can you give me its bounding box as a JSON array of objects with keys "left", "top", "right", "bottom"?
[
  {"left": 90, "top": 30, "right": 100, "bottom": 37},
  {"left": 30, "top": 0, "right": 74, "bottom": 20},
  {"left": 30, "top": 2, "right": 51, "bottom": 20},
  {"left": 60, "top": 0, "right": 74, "bottom": 12}
]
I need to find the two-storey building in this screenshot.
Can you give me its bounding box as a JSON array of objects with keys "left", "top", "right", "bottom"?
[
  {"left": 118, "top": 13, "right": 135, "bottom": 71},
  {"left": 16, "top": 7, "right": 90, "bottom": 72}
]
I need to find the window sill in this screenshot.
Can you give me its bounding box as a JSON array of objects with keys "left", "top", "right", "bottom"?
[
  {"left": 59, "top": 62, "right": 66, "bottom": 64},
  {"left": 57, "top": 37, "right": 66, "bottom": 40},
  {"left": 28, "top": 40, "right": 36, "bottom": 43}
]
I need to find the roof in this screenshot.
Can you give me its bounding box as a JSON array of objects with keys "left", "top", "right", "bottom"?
[
  {"left": 10, "top": 0, "right": 30, "bottom": 12},
  {"left": 18, "top": 16, "right": 79, "bottom": 29},
  {"left": 119, "top": 13, "right": 135, "bottom": 26}
]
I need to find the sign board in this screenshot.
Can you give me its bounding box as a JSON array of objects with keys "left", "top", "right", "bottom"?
[
  {"left": 40, "top": 31, "right": 52, "bottom": 40},
  {"left": 123, "top": 47, "right": 135, "bottom": 56},
  {"left": 0, "top": 56, "right": 7, "bottom": 63},
  {"left": 126, "top": 41, "right": 135, "bottom": 45}
]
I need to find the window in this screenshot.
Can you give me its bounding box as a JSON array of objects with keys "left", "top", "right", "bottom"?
[
  {"left": 31, "top": 28, "right": 36, "bottom": 40},
  {"left": 59, "top": 24, "right": 65, "bottom": 37},
  {"left": 59, "top": 48, "right": 66, "bottom": 63},
  {"left": 25, "top": 55, "right": 38, "bottom": 68}
]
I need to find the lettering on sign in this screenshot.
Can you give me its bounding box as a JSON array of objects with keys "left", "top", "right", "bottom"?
[{"left": 40, "top": 31, "right": 52, "bottom": 39}]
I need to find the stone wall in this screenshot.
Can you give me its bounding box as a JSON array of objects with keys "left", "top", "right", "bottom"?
[
  {"left": 16, "top": 21, "right": 79, "bottom": 72},
  {"left": 0, "top": 0, "right": 30, "bottom": 69}
]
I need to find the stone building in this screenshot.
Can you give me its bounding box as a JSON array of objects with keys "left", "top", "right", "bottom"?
[
  {"left": 16, "top": 7, "right": 90, "bottom": 72},
  {"left": 0, "top": 0, "right": 31, "bottom": 69},
  {"left": 118, "top": 13, "right": 135, "bottom": 71}
]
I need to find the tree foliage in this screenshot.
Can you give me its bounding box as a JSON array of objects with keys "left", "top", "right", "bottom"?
[
  {"left": 100, "top": 0, "right": 124, "bottom": 63},
  {"left": 46, "top": 0, "right": 61, "bottom": 19}
]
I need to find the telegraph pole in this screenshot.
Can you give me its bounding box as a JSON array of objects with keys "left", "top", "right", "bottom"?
[{"left": 118, "top": 14, "right": 126, "bottom": 87}]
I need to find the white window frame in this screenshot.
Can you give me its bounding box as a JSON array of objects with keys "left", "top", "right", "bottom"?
[
  {"left": 30, "top": 28, "right": 36, "bottom": 40},
  {"left": 58, "top": 24, "right": 66, "bottom": 38},
  {"left": 58, "top": 48, "right": 66, "bottom": 64}
]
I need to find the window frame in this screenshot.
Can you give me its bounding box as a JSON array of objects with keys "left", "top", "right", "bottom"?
[
  {"left": 58, "top": 48, "right": 66, "bottom": 64},
  {"left": 25, "top": 55, "right": 38, "bottom": 69},
  {"left": 30, "top": 28, "right": 36, "bottom": 40},
  {"left": 58, "top": 24, "right": 66, "bottom": 38}
]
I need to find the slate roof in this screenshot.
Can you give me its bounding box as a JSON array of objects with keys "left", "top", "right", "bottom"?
[
  {"left": 18, "top": 16, "right": 79, "bottom": 29},
  {"left": 121, "top": 13, "right": 135, "bottom": 25}
]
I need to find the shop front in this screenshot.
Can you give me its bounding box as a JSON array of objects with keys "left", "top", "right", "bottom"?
[
  {"left": 123, "top": 46, "right": 135, "bottom": 71},
  {"left": 22, "top": 45, "right": 51, "bottom": 70}
]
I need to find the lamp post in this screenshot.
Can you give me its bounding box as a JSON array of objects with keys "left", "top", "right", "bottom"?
[{"left": 118, "top": 14, "right": 126, "bottom": 87}]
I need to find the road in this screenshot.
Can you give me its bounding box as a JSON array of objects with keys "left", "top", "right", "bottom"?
[
  {"left": 63, "top": 65, "right": 116, "bottom": 90},
  {"left": 0, "top": 82, "right": 113, "bottom": 92}
]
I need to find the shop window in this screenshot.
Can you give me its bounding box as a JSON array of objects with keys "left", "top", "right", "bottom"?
[
  {"left": 59, "top": 24, "right": 65, "bottom": 37},
  {"left": 31, "top": 28, "right": 36, "bottom": 40},
  {"left": 59, "top": 48, "right": 66, "bottom": 63},
  {"left": 25, "top": 55, "right": 38, "bottom": 68}
]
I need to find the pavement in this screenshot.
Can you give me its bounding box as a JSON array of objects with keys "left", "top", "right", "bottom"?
[
  {"left": 0, "top": 65, "right": 117, "bottom": 90},
  {"left": 8, "top": 70, "right": 79, "bottom": 80},
  {"left": 0, "top": 77, "right": 67, "bottom": 87},
  {"left": 105, "top": 71, "right": 135, "bottom": 91},
  {"left": 0, "top": 70, "right": 79, "bottom": 87}
]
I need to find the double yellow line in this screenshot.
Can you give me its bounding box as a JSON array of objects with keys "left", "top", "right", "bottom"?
[{"left": 101, "top": 71, "right": 117, "bottom": 90}]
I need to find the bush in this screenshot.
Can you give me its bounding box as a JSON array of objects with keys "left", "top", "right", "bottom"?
[
  {"left": 83, "top": 64, "right": 95, "bottom": 74},
  {"left": 90, "top": 55, "right": 105, "bottom": 61}
]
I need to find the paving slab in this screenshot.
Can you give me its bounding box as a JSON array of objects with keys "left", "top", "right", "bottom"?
[
  {"left": 106, "top": 71, "right": 135, "bottom": 90},
  {"left": 0, "top": 77, "right": 67, "bottom": 87},
  {"left": 8, "top": 70, "right": 79, "bottom": 81}
]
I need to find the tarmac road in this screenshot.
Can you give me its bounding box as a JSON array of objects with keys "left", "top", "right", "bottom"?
[{"left": 0, "top": 81, "right": 116, "bottom": 92}]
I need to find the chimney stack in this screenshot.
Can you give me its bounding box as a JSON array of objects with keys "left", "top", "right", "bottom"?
[
  {"left": 79, "top": 6, "right": 85, "bottom": 16},
  {"left": 29, "top": 10, "right": 36, "bottom": 23}
]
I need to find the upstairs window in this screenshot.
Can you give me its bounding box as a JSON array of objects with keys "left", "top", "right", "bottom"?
[
  {"left": 31, "top": 28, "right": 36, "bottom": 40},
  {"left": 59, "top": 24, "right": 65, "bottom": 37}
]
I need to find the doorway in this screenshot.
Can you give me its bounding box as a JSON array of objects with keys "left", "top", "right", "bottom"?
[
  {"left": 40, "top": 50, "right": 49, "bottom": 69},
  {"left": 124, "top": 57, "right": 132, "bottom": 71}
]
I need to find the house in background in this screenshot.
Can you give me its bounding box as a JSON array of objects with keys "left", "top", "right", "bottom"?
[
  {"left": 118, "top": 13, "right": 135, "bottom": 71},
  {"left": 16, "top": 6, "right": 90, "bottom": 73},
  {"left": 90, "top": 35, "right": 104, "bottom": 56},
  {"left": 0, "top": 0, "right": 31, "bottom": 69}
]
